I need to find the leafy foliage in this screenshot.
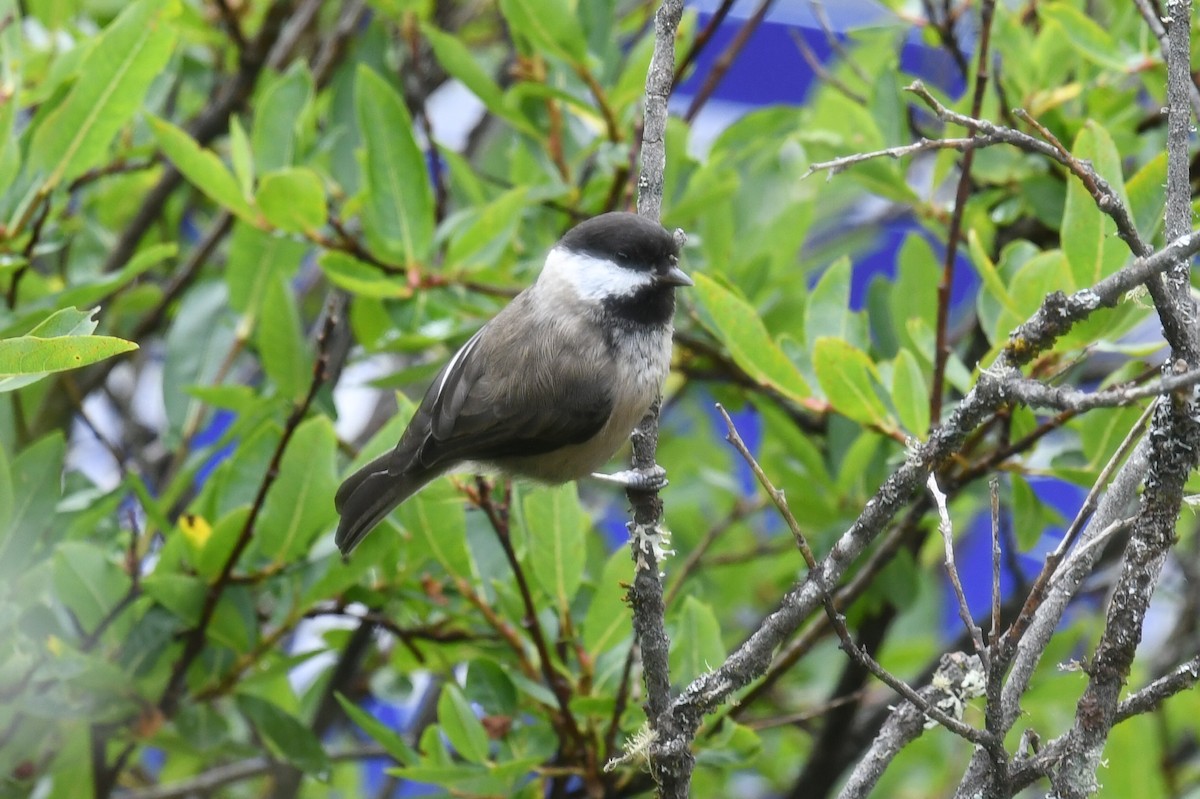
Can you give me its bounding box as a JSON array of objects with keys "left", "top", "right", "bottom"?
[{"left": 0, "top": 1, "right": 1196, "bottom": 798}]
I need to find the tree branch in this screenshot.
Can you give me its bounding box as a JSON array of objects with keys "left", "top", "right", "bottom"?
[{"left": 627, "top": 3, "right": 687, "bottom": 796}]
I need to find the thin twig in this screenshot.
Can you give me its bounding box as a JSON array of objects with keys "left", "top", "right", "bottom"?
[
  {"left": 158, "top": 295, "right": 341, "bottom": 718},
  {"left": 989, "top": 476, "right": 1001, "bottom": 646},
  {"left": 717, "top": 405, "right": 999, "bottom": 750},
  {"left": 804, "top": 135, "right": 1006, "bottom": 180},
  {"left": 930, "top": 0, "right": 998, "bottom": 426},
  {"left": 809, "top": 1, "right": 870, "bottom": 84},
  {"left": 836, "top": 653, "right": 987, "bottom": 799},
  {"left": 1132, "top": 0, "right": 1200, "bottom": 120},
  {"left": 116, "top": 744, "right": 387, "bottom": 799},
  {"left": 996, "top": 400, "right": 1154, "bottom": 665},
  {"left": 473, "top": 479, "right": 586, "bottom": 751},
  {"left": 982, "top": 364, "right": 1200, "bottom": 413},
  {"left": 683, "top": 0, "right": 777, "bottom": 123},
  {"left": 668, "top": 222, "right": 1200, "bottom": 756},
  {"left": 1114, "top": 655, "right": 1200, "bottom": 722},
  {"left": 928, "top": 474, "right": 985, "bottom": 659},
  {"left": 673, "top": 0, "right": 735, "bottom": 82},
  {"left": 789, "top": 28, "right": 865, "bottom": 104}
]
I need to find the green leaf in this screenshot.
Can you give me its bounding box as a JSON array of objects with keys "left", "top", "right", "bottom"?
[
  {"left": 147, "top": 115, "right": 259, "bottom": 225},
  {"left": 225, "top": 222, "right": 307, "bottom": 326},
  {"left": 1011, "top": 475, "right": 1049, "bottom": 552},
  {"left": 1127, "top": 151, "right": 1167, "bottom": 244},
  {"left": 520, "top": 484, "right": 586, "bottom": 611},
  {"left": 1009, "top": 250, "right": 1073, "bottom": 328},
  {"left": 142, "top": 572, "right": 205, "bottom": 624},
  {"left": 805, "top": 256, "right": 866, "bottom": 349},
  {"left": 1077, "top": 405, "right": 1145, "bottom": 470},
  {"left": 252, "top": 63, "right": 314, "bottom": 173},
  {"left": 194, "top": 507, "right": 250, "bottom": 583},
  {"left": 236, "top": 694, "right": 330, "bottom": 776},
  {"left": 890, "top": 349, "right": 930, "bottom": 436},
  {"left": 229, "top": 116, "right": 254, "bottom": 199},
  {"left": 870, "top": 67, "right": 905, "bottom": 148},
  {"left": 1040, "top": 2, "right": 1129, "bottom": 72},
  {"left": 209, "top": 588, "right": 256, "bottom": 652},
  {"left": 464, "top": 660, "right": 518, "bottom": 716},
  {"left": 0, "top": 332, "right": 137, "bottom": 392},
  {"left": 26, "top": 306, "right": 100, "bottom": 338},
  {"left": 693, "top": 273, "right": 810, "bottom": 403},
  {"left": 498, "top": 0, "right": 588, "bottom": 64},
  {"left": 318, "top": 251, "right": 412, "bottom": 298},
  {"left": 0, "top": 433, "right": 65, "bottom": 581},
  {"left": 256, "top": 277, "right": 310, "bottom": 400},
  {"left": 906, "top": 317, "right": 972, "bottom": 395},
  {"left": 835, "top": 429, "right": 881, "bottom": 496},
  {"left": 444, "top": 187, "right": 529, "bottom": 270},
  {"left": 968, "top": 230, "right": 1020, "bottom": 316},
  {"left": 697, "top": 720, "right": 763, "bottom": 768},
  {"left": 812, "top": 337, "right": 893, "bottom": 430},
  {"left": 422, "top": 25, "right": 539, "bottom": 137},
  {"left": 0, "top": 245, "right": 176, "bottom": 339},
  {"left": 257, "top": 417, "right": 338, "bottom": 563},
  {"left": 437, "top": 683, "right": 491, "bottom": 765},
  {"left": 816, "top": 335, "right": 892, "bottom": 429},
  {"left": 256, "top": 168, "right": 326, "bottom": 233},
  {"left": 891, "top": 234, "right": 941, "bottom": 350},
  {"left": 669, "top": 596, "right": 725, "bottom": 684},
  {"left": 335, "top": 695, "right": 418, "bottom": 765},
  {"left": 583, "top": 549, "right": 633, "bottom": 654},
  {"left": 28, "top": 0, "right": 179, "bottom": 185},
  {"left": 162, "top": 282, "right": 237, "bottom": 445},
  {"left": 52, "top": 542, "right": 132, "bottom": 632},
  {"left": 0, "top": 440, "right": 12, "bottom": 549},
  {"left": 0, "top": 92, "right": 20, "bottom": 197},
  {"left": 399, "top": 479, "right": 471, "bottom": 578},
  {"left": 354, "top": 66, "right": 435, "bottom": 267},
  {"left": 1061, "top": 123, "right": 1129, "bottom": 288}
]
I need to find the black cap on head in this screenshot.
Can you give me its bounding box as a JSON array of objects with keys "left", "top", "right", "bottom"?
[{"left": 558, "top": 212, "right": 678, "bottom": 272}]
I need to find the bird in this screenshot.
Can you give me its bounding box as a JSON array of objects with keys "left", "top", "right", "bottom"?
[{"left": 334, "top": 212, "right": 692, "bottom": 554}]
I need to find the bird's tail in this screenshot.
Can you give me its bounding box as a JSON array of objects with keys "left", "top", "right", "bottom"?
[{"left": 334, "top": 453, "right": 432, "bottom": 555}]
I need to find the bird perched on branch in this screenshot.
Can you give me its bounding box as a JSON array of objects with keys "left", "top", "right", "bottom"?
[{"left": 334, "top": 212, "right": 692, "bottom": 554}]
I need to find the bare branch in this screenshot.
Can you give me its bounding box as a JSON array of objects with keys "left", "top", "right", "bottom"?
[
  {"left": 717, "top": 406, "right": 999, "bottom": 750},
  {"left": 908, "top": 81, "right": 1151, "bottom": 261},
  {"left": 929, "top": 474, "right": 985, "bottom": 658},
  {"left": 803, "top": 135, "right": 1002, "bottom": 180},
  {"left": 630, "top": 2, "right": 688, "bottom": 795},
  {"left": 1043, "top": 6, "right": 1200, "bottom": 788},
  {"left": 1133, "top": 0, "right": 1200, "bottom": 120},
  {"left": 809, "top": 1, "right": 871, "bottom": 85},
  {"left": 981, "top": 364, "right": 1200, "bottom": 413},
  {"left": 989, "top": 477, "right": 1001, "bottom": 646},
  {"left": 1115, "top": 655, "right": 1200, "bottom": 721},
  {"left": 837, "top": 653, "right": 986, "bottom": 799},
  {"left": 789, "top": 28, "right": 865, "bottom": 105},
  {"left": 930, "top": 0, "right": 997, "bottom": 424},
  {"left": 683, "top": 0, "right": 776, "bottom": 123},
  {"left": 118, "top": 744, "right": 387, "bottom": 799},
  {"left": 672, "top": 215, "right": 1200, "bottom": 764}
]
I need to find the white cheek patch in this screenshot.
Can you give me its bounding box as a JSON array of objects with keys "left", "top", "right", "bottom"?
[{"left": 541, "top": 247, "right": 655, "bottom": 301}]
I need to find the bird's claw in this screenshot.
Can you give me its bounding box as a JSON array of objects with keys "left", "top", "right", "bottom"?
[{"left": 591, "top": 465, "right": 668, "bottom": 492}]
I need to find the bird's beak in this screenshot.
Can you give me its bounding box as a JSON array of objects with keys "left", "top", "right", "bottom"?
[{"left": 658, "top": 265, "right": 694, "bottom": 287}]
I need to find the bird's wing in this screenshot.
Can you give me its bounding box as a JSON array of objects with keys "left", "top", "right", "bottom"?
[{"left": 390, "top": 301, "right": 616, "bottom": 475}]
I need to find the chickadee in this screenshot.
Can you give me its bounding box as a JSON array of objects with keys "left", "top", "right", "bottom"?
[{"left": 334, "top": 212, "right": 692, "bottom": 554}]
